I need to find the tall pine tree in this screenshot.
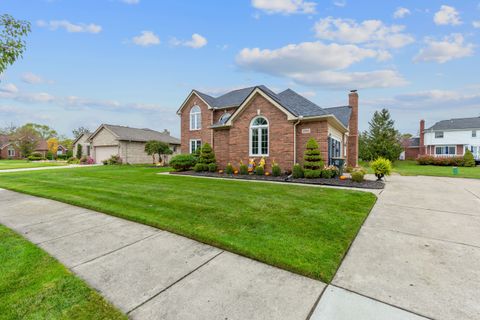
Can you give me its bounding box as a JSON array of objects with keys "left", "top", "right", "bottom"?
[{"left": 362, "top": 108, "right": 402, "bottom": 162}]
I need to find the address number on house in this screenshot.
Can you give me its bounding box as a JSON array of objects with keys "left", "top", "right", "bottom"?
[{"left": 302, "top": 128, "right": 311, "bottom": 134}]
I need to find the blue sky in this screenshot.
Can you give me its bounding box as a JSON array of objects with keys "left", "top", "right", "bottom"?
[{"left": 1, "top": 0, "right": 479, "bottom": 138}]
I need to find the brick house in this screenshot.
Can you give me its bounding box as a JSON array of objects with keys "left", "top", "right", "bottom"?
[
  {"left": 177, "top": 85, "right": 359, "bottom": 171},
  {"left": 0, "top": 135, "right": 50, "bottom": 159}
]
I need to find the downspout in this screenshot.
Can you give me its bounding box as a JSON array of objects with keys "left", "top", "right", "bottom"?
[{"left": 293, "top": 116, "right": 303, "bottom": 164}]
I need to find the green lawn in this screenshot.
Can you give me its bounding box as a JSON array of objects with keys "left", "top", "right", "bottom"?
[
  {"left": 0, "top": 160, "right": 66, "bottom": 170},
  {"left": 360, "top": 160, "right": 480, "bottom": 179},
  {"left": 0, "top": 225, "right": 126, "bottom": 320},
  {"left": 0, "top": 166, "right": 376, "bottom": 282}
]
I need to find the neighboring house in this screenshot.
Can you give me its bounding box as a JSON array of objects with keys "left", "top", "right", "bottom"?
[
  {"left": 422, "top": 117, "right": 480, "bottom": 160},
  {"left": 177, "top": 85, "right": 359, "bottom": 171},
  {"left": 0, "top": 135, "right": 21, "bottom": 159},
  {"left": 72, "top": 132, "right": 92, "bottom": 158},
  {"left": 35, "top": 140, "right": 49, "bottom": 157},
  {"left": 87, "top": 124, "right": 181, "bottom": 164},
  {"left": 57, "top": 145, "right": 68, "bottom": 155},
  {"left": 400, "top": 136, "right": 421, "bottom": 160}
]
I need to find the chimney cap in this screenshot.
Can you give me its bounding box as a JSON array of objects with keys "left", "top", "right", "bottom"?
[{"left": 350, "top": 89, "right": 357, "bottom": 93}]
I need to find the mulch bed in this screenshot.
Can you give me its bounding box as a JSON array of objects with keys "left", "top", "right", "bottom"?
[{"left": 170, "top": 171, "right": 384, "bottom": 190}]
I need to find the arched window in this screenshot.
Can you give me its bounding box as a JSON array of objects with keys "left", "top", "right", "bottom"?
[
  {"left": 190, "top": 105, "right": 201, "bottom": 130},
  {"left": 250, "top": 116, "right": 268, "bottom": 156}
]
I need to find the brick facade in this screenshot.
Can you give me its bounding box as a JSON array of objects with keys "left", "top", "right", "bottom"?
[
  {"left": 347, "top": 91, "right": 358, "bottom": 167},
  {"left": 179, "top": 91, "right": 357, "bottom": 172}
]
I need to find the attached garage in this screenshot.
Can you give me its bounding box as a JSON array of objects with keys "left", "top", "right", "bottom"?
[{"left": 94, "top": 146, "right": 118, "bottom": 164}]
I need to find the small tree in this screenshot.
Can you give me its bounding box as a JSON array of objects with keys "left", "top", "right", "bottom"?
[
  {"left": 76, "top": 144, "right": 83, "bottom": 159},
  {"left": 12, "top": 126, "right": 39, "bottom": 157},
  {"left": 145, "top": 140, "right": 173, "bottom": 164},
  {"left": 198, "top": 143, "right": 216, "bottom": 164},
  {"left": 47, "top": 137, "right": 59, "bottom": 160},
  {"left": 362, "top": 108, "right": 403, "bottom": 162},
  {"left": 303, "top": 138, "right": 323, "bottom": 178},
  {"left": 157, "top": 142, "right": 173, "bottom": 164},
  {"left": 464, "top": 149, "right": 476, "bottom": 167},
  {"left": 72, "top": 126, "right": 90, "bottom": 139}
]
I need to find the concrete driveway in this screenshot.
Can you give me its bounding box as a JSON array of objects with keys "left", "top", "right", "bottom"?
[{"left": 332, "top": 175, "right": 480, "bottom": 320}]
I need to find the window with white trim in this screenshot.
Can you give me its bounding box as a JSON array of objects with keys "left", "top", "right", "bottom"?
[
  {"left": 435, "top": 131, "right": 444, "bottom": 138},
  {"left": 250, "top": 116, "right": 268, "bottom": 156},
  {"left": 435, "top": 145, "right": 455, "bottom": 155},
  {"left": 473, "top": 130, "right": 477, "bottom": 138},
  {"left": 7, "top": 146, "right": 15, "bottom": 157},
  {"left": 190, "top": 139, "right": 201, "bottom": 154},
  {"left": 190, "top": 105, "right": 201, "bottom": 130}
]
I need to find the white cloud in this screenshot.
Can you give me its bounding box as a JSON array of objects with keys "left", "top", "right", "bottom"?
[
  {"left": 314, "top": 17, "right": 414, "bottom": 48},
  {"left": 393, "top": 7, "right": 410, "bottom": 19},
  {"left": 414, "top": 33, "right": 474, "bottom": 63},
  {"left": 170, "top": 33, "right": 207, "bottom": 49},
  {"left": 21, "top": 72, "right": 52, "bottom": 85},
  {"left": 236, "top": 41, "right": 406, "bottom": 89},
  {"left": 0, "top": 83, "right": 19, "bottom": 95},
  {"left": 251, "top": 0, "right": 316, "bottom": 15},
  {"left": 473, "top": 21, "right": 480, "bottom": 28},
  {"left": 333, "top": 1, "right": 346, "bottom": 8},
  {"left": 132, "top": 31, "right": 160, "bottom": 47},
  {"left": 122, "top": 0, "right": 139, "bottom": 4},
  {"left": 434, "top": 5, "right": 462, "bottom": 25},
  {"left": 37, "top": 20, "right": 102, "bottom": 33}
]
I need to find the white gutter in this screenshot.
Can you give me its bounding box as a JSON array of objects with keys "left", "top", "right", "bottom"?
[{"left": 293, "top": 116, "right": 303, "bottom": 164}]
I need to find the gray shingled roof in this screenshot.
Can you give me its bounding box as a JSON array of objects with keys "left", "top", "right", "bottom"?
[
  {"left": 103, "top": 124, "right": 180, "bottom": 144},
  {"left": 427, "top": 117, "right": 480, "bottom": 131},
  {"left": 323, "top": 106, "right": 352, "bottom": 127},
  {"left": 277, "top": 89, "right": 328, "bottom": 117},
  {"left": 409, "top": 137, "right": 420, "bottom": 147}
]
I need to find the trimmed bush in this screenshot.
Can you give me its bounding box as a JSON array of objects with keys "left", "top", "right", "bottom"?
[
  {"left": 57, "top": 154, "right": 68, "bottom": 160},
  {"left": 170, "top": 154, "right": 197, "bottom": 171},
  {"left": 194, "top": 163, "right": 208, "bottom": 172},
  {"left": 351, "top": 170, "right": 365, "bottom": 182},
  {"left": 67, "top": 157, "right": 80, "bottom": 164},
  {"left": 272, "top": 164, "right": 281, "bottom": 177},
  {"left": 303, "top": 138, "right": 323, "bottom": 178},
  {"left": 292, "top": 164, "right": 304, "bottom": 179},
  {"left": 208, "top": 163, "right": 217, "bottom": 172},
  {"left": 417, "top": 155, "right": 465, "bottom": 166},
  {"left": 198, "top": 143, "right": 216, "bottom": 165},
  {"left": 225, "top": 163, "right": 234, "bottom": 174},
  {"left": 464, "top": 150, "right": 476, "bottom": 167},
  {"left": 304, "top": 169, "right": 321, "bottom": 178},
  {"left": 370, "top": 157, "right": 392, "bottom": 181},
  {"left": 239, "top": 164, "right": 248, "bottom": 175},
  {"left": 255, "top": 166, "right": 264, "bottom": 175}
]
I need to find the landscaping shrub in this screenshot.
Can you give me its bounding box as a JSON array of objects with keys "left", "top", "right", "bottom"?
[
  {"left": 292, "top": 164, "right": 304, "bottom": 178},
  {"left": 417, "top": 155, "right": 465, "bottom": 166},
  {"left": 303, "top": 138, "right": 323, "bottom": 178},
  {"left": 225, "top": 163, "right": 234, "bottom": 174},
  {"left": 46, "top": 151, "right": 55, "bottom": 160},
  {"left": 464, "top": 150, "right": 476, "bottom": 167},
  {"left": 239, "top": 163, "right": 248, "bottom": 175},
  {"left": 198, "top": 143, "right": 216, "bottom": 165},
  {"left": 76, "top": 144, "right": 83, "bottom": 159},
  {"left": 271, "top": 163, "right": 281, "bottom": 177},
  {"left": 351, "top": 170, "right": 365, "bottom": 182},
  {"left": 194, "top": 163, "right": 208, "bottom": 172},
  {"left": 304, "top": 169, "right": 321, "bottom": 178},
  {"left": 255, "top": 166, "right": 264, "bottom": 175},
  {"left": 170, "top": 154, "right": 197, "bottom": 171},
  {"left": 208, "top": 163, "right": 217, "bottom": 172},
  {"left": 101, "top": 155, "right": 122, "bottom": 165},
  {"left": 28, "top": 152, "right": 46, "bottom": 161},
  {"left": 345, "top": 166, "right": 354, "bottom": 173},
  {"left": 370, "top": 157, "right": 392, "bottom": 181},
  {"left": 56, "top": 154, "right": 68, "bottom": 160},
  {"left": 67, "top": 157, "right": 80, "bottom": 164},
  {"left": 322, "top": 165, "right": 339, "bottom": 179}
]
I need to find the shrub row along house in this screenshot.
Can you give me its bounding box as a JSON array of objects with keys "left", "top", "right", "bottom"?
[
  {"left": 72, "top": 124, "right": 180, "bottom": 164},
  {"left": 403, "top": 117, "right": 480, "bottom": 161},
  {"left": 177, "top": 85, "right": 359, "bottom": 170}
]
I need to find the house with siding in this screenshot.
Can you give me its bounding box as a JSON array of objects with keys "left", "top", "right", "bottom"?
[
  {"left": 177, "top": 85, "right": 359, "bottom": 171},
  {"left": 83, "top": 124, "right": 180, "bottom": 164}
]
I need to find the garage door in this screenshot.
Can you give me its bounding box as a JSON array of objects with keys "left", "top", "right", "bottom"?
[{"left": 94, "top": 146, "right": 118, "bottom": 164}]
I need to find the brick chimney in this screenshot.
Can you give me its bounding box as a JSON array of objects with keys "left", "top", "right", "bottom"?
[
  {"left": 419, "top": 120, "right": 425, "bottom": 155},
  {"left": 347, "top": 90, "right": 358, "bottom": 167}
]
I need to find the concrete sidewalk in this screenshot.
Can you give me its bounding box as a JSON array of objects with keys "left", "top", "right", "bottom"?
[
  {"left": 0, "top": 164, "right": 101, "bottom": 173},
  {"left": 0, "top": 188, "right": 324, "bottom": 319}
]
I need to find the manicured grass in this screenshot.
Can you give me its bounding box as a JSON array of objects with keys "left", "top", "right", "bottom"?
[
  {"left": 0, "top": 224, "right": 126, "bottom": 320},
  {"left": 0, "top": 160, "right": 66, "bottom": 170},
  {"left": 0, "top": 166, "right": 376, "bottom": 283},
  {"left": 360, "top": 160, "right": 480, "bottom": 179}
]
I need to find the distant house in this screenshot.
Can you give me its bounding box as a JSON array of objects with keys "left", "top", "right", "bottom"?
[
  {"left": 0, "top": 135, "right": 19, "bottom": 159},
  {"left": 35, "top": 140, "right": 49, "bottom": 157},
  {"left": 82, "top": 124, "right": 181, "bottom": 164},
  {"left": 400, "top": 136, "right": 420, "bottom": 160},
  {"left": 404, "top": 118, "right": 480, "bottom": 161},
  {"left": 72, "top": 132, "right": 92, "bottom": 158}
]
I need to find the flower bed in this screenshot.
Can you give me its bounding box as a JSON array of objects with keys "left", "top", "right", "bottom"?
[{"left": 170, "top": 171, "right": 384, "bottom": 190}]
